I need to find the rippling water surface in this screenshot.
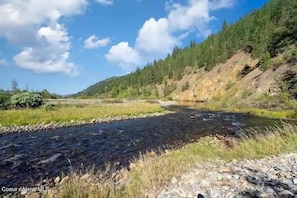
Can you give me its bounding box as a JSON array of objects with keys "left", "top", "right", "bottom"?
[{"left": 0, "top": 107, "right": 281, "bottom": 189}]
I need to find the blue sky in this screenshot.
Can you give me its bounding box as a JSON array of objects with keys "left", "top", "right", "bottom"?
[{"left": 0, "top": 0, "right": 269, "bottom": 95}]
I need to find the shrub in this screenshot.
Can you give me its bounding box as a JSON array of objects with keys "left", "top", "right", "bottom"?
[
  {"left": 225, "top": 81, "right": 235, "bottom": 90},
  {"left": 242, "top": 89, "right": 252, "bottom": 99},
  {"left": 164, "top": 83, "right": 177, "bottom": 96},
  {"left": 0, "top": 91, "right": 11, "bottom": 110},
  {"left": 259, "top": 51, "right": 272, "bottom": 70},
  {"left": 42, "top": 103, "right": 57, "bottom": 111},
  {"left": 182, "top": 81, "right": 190, "bottom": 92},
  {"left": 11, "top": 92, "right": 44, "bottom": 109}
]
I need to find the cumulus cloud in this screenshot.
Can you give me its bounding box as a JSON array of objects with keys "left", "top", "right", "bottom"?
[
  {"left": 106, "top": 0, "right": 235, "bottom": 71},
  {"left": 84, "top": 35, "right": 110, "bottom": 49},
  {"left": 106, "top": 18, "right": 179, "bottom": 71},
  {"left": 0, "top": 59, "right": 8, "bottom": 66},
  {"left": 0, "top": 0, "right": 88, "bottom": 41},
  {"left": 209, "top": 0, "right": 235, "bottom": 10},
  {"left": 136, "top": 18, "right": 178, "bottom": 54},
  {"left": 167, "top": 0, "right": 215, "bottom": 37},
  {"left": 0, "top": 0, "right": 87, "bottom": 76},
  {"left": 105, "top": 0, "right": 236, "bottom": 69},
  {"left": 96, "top": 0, "right": 113, "bottom": 5},
  {"left": 14, "top": 24, "right": 79, "bottom": 76},
  {"left": 105, "top": 42, "right": 142, "bottom": 71}
]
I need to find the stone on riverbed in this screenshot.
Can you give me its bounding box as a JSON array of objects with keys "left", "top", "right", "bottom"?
[
  {"left": 20, "top": 190, "right": 27, "bottom": 196},
  {"left": 54, "top": 176, "right": 60, "bottom": 185},
  {"left": 293, "top": 178, "right": 297, "bottom": 185}
]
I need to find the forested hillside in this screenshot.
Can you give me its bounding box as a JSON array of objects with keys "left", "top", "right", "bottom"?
[{"left": 75, "top": 0, "right": 297, "bottom": 99}]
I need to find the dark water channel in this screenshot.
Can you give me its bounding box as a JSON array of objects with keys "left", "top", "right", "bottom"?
[{"left": 0, "top": 107, "right": 282, "bottom": 190}]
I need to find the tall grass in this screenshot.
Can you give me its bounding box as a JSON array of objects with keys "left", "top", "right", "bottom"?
[
  {"left": 0, "top": 103, "right": 164, "bottom": 126},
  {"left": 245, "top": 108, "right": 297, "bottom": 119},
  {"left": 55, "top": 123, "right": 297, "bottom": 198}
]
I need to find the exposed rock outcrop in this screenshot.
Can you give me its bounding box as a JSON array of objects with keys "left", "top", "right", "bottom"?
[{"left": 171, "top": 51, "right": 295, "bottom": 103}]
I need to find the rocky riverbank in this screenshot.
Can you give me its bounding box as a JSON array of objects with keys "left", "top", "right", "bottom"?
[
  {"left": 16, "top": 153, "right": 297, "bottom": 198},
  {"left": 0, "top": 111, "right": 171, "bottom": 134},
  {"left": 157, "top": 153, "right": 297, "bottom": 198}
]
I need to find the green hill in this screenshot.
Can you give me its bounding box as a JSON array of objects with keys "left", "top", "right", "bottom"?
[{"left": 75, "top": 0, "right": 297, "bottom": 99}]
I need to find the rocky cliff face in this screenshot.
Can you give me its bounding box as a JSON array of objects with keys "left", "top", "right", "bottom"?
[{"left": 171, "top": 51, "right": 293, "bottom": 103}]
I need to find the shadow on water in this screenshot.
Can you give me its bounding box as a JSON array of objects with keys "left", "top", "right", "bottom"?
[{"left": 0, "top": 106, "right": 282, "bottom": 190}]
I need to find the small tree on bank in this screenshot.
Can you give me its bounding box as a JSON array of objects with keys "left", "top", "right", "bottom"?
[
  {"left": 11, "top": 92, "right": 43, "bottom": 109},
  {"left": 0, "top": 91, "right": 11, "bottom": 110}
]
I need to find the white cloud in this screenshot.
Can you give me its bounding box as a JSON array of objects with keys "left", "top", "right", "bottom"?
[
  {"left": 0, "top": 1, "right": 87, "bottom": 23},
  {"left": 105, "top": 42, "right": 142, "bottom": 71},
  {"left": 14, "top": 23, "right": 79, "bottom": 76},
  {"left": 209, "top": 0, "right": 235, "bottom": 10},
  {"left": 96, "top": 0, "right": 113, "bottom": 5},
  {"left": 106, "top": 0, "right": 235, "bottom": 71},
  {"left": 136, "top": 18, "right": 178, "bottom": 54},
  {"left": 0, "top": 0, "right": 87, "bottom": 76},
  {"left": 0, "top": 59, "right": 8, "bottom": 66},
  {"left": 14, "top": 48, "right": 78, "bottom": 76},
  {"left": 84, "top": 35, "right": 110, "bottom": 49},
  {"left": 166, "top": 0, "right": 235, "bottom": 35},
  {"left": 167, "top": 0, "right": 208, "bottom": 30},
  {"left": 167, "top": 0, "right": 215, "bottom": 37}
]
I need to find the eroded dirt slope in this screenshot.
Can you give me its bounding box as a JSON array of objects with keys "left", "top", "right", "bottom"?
[{"left": 171, "top": 51, "right": 294, "bottom": 103}]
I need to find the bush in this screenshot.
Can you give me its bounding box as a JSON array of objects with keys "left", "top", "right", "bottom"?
[
  {"left": 42, "top": 103, "right": 57, "bottom": 111},
  {"left": 225, "top": 81, "right": 235, "bottom": 90},
  {"left": 164, "top": 83, "right": 177, "bottom": 96},
  {"left": 0, "top": 91, "right": 11, "bottom": 110},
  {"left": 259, "top": 51, "right": 272, "bottom": 70},
  {"left": 182, "top": 81, "right": 190, "bottom": 92},
  {"left": 11, "top": 92, "right": 44, "bottom": 109}
]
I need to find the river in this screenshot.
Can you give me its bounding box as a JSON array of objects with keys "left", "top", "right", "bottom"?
[{"left": 0, "top": 107, "right": 281, "bottom": 190}]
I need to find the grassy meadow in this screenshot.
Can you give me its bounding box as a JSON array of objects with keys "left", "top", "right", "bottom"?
[
  {"left": 0, "top": 101, "right": 165, "bottom": 126},
  {"left": 54, "top": 123, "right": 297, "bottom": 198}
]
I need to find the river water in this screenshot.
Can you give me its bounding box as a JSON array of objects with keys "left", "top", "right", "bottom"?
[{"left": 0, "top": 107, "right": 281, "bottom": 190}]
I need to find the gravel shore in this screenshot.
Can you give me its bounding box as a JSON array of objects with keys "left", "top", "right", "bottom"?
[
  {"left": 17, "top": 153, "right": 297, "bottom": 198},
  {"left": 157, "top": 153, "right": 297, "bottom": 198}
]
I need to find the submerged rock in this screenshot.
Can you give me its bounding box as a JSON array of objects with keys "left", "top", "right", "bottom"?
[{"left": 37, "top": 153, "right": 62, "bottom": 164}]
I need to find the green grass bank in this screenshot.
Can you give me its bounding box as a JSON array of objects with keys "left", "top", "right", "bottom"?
[{"left": 0, "top": 102, "right": 164, "bottom": 127}]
